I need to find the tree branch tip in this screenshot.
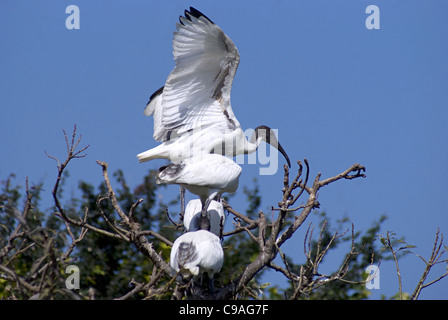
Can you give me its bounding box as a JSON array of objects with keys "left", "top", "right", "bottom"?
[
  {"left": 96, "top": 160, "right": 108, "bottom": 168},
  {"left": 353, "top": 163, "right": 366, "bottom": 173},
  {"left": 45, "top": 150, "right": 58, "bottom": 161}
]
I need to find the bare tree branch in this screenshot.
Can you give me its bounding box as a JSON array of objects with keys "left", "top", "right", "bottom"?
[
  {"left": 6, "top": 125, "right": 445, "bottom": 301},
  {"left": 215, "top": 160, "right": 367, "bottom": 299},
  {"left": 96, "top": 160, "right": 170, "bottom": 275},
  {"left": 411, "top": 228, "right": 448, "bottom": 300}
]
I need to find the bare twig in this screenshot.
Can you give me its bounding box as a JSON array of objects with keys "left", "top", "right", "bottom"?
[
  {"left": 411, "top": 228, "right": 448, "bottom": 300},
  {"left": 380, "top": 231, "right": 410, "bottom": 300},
  {"left": 165, "top": 207, "right": 184, "bottom": 230},
  {"left": 96, "top": 160, "right": 170, "bottom": 275},
  {"left": 216, "top": 160, "right": 366, "bottom": 299},
  {"left": 5, "top": 133, "right": 371, "bottom": 301}
]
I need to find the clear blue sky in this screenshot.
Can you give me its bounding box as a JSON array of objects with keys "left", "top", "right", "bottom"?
[{"left": 1, "top": 1, "right": 447, "bottom": 299}]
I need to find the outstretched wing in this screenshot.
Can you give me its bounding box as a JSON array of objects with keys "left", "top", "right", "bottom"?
[{"left": 147, "top": 7, "right": 241, "bottom": 142}]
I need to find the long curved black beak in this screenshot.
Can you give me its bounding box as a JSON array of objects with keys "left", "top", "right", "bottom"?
[
  {"left": 253, "top": 125, "right": 291, "bottom": 168},
  {"left": 277, "top": 141, "right": 291, "bottom": 168}
]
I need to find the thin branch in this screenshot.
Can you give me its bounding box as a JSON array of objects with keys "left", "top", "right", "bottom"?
[
  {"left": 165, "top": 207, "right": 184, "bottom": 230},
  {"left": 317, "top": 163, "right": 366, "bottom": 188},
  {"left": 96, "top": 195, "right": 130, "bottom": 242},
  {"left": 60, "top": 214, "right": 89, "bottom": 261},
  {"left": 215, "top": 160, "right": 366, "bottom": 300},
  {"left": 129, "top": 198, "right": 144, "bottom": 219},
  {"left": 222, "top": 200, "right": 255, "bottom": 225},
  {"left": 96, "top": 161, "right": 129, "bottom": 223},
  {"left": 96, "top": 160, "right": 170, "bottom": 275},
  {"left": 139, "top": 230, "right": 173, "bottom": 247},
  {"left": 115, "top": 268, "right": 165, "bottom": 300},
  {"left": 411, "top": 228, "right": 448, "bottom": 300},
  {"left": 0, "top": 264, "right": 40, "bottom": 293}
]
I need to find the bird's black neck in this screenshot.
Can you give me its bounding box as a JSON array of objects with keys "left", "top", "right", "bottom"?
[{"left": 198, "top": 213, "right": 211, "bottom": 231}]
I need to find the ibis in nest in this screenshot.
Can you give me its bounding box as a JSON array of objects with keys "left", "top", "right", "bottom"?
[
  {"left": 184, "top": 199, "right": 225, "bottom": 238},
  {"left": 170, "top": 212, "right": 224, "bottom": 294}
]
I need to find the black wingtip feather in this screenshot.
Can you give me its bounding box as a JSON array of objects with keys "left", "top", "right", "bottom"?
[
  {"left": 178, "top": 15, "right": 185, "bottom": 26},
  {"left": 184, "top": 9, "right": 192, "bottom": 22},
  {"left": 186, "top": 7, "right": 215, "bottom": 24},
  {"left": 146, "top": 86, "right": 164, "bottom": 107}
]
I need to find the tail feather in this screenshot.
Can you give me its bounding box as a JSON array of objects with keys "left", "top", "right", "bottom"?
[{"left": 136, "top": 144, "right": 169, "bottom": 162}]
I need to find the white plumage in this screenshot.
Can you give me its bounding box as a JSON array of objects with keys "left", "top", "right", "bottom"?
[
  {"left": 157, "top": 153, "right": 241, "bottom": 214},
  {"left": 137, "top": 7, "right": 291, "bottom": 168},
  {"left": 170, "top": 230, "right": 224, "bottom": 281},
  {"left": 145, "top": 7, "right": 239, "bottom": 142},
  {"left": 141, "top": 7, "right": 292, "bottom": 297},
  {"left": 184, "top": 199, "right": 225, "bottom": 237}
]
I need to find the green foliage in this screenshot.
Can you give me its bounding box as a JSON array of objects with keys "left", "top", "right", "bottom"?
[
  {"left": 2, "top": 170, "right": 444, "bottom": 300},
  {"left": 0, "top": 170, "right": 268, "bottom": 299},
  {"left": 0, "top": 169, "right": 170, "bottom": 299},
  {"left": 0, "top": 175, "right": 68, "bottom": 299},
  {"left": 0, "top": 174, "right": 21, "bottom": 241},
  {"left": 66, "top": 168, "right": 177, "bottom": 299}
]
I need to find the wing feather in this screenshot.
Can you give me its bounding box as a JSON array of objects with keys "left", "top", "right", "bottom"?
[{"left": 156, "top": 7, "right": 240, "bottom": 141}]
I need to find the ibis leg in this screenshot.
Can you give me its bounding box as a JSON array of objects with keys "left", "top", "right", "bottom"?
[{"left": 179, "top": 186, "right": 185, "bottom": 223}]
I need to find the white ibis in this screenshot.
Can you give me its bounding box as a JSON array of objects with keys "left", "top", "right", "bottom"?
[
  {"left": 137, "top": 7, "right": 291, "bottom": 168},
  {"left": 170, "top": 214, "right": 224, "bottom": 294},
  {"left": 156, "top": 153, "right": 241, "bottom": 215},
  {"left": 184, "top": 199, "right": 225, "bottom": 237}
]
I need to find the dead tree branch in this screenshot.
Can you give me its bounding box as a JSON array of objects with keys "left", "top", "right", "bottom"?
[
  {"left": 45, "top": 126, "right": 170, "bottom": 276},
  {"left": 95, "top": 160, "right": 170, "bottom": 275},
  {"left": 411, "top": 228, "right": 448, "bottom": 300},
  {"left": 5, "top": 124, "right": 447, "bottom": 300},
  {"left": 216, "top": 160, "right": 366, "bottom": 299}
]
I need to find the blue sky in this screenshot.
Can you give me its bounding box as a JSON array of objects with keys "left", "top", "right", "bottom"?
[{"left": 1, "top": 1, "right": 447, "bottom": 299}]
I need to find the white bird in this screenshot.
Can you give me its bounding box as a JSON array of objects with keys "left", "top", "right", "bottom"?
[
  {"left": 157, "top": 153, "right": 241, "bottom": 215},
  {"left": 184, "top": 199, "right": 225, "bottom": 237},
  {"left": 170, "top": 214, "right": 224, "bottom": 294},
  {"left": 137, "top": 7, "right": 291, "bottom": 167}
]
